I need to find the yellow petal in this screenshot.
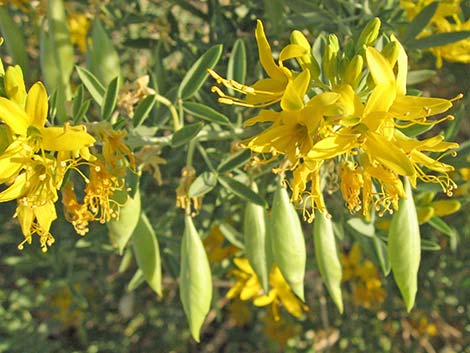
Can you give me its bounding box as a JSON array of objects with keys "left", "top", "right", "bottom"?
[
  {"left": 390, "top": 95, "right": 452, "bottom": 120},
  {"left": 431, "top": 200, "right": 461, "bottom": 217},
  {"left": 365, "top": 47, "right": 395, "bottom": 85},
  {"left": 16, "top": 203, "right": 34, "bottom": 237},
  {"left": 253, "top": 290, "right": 276, "bottom": 307},
  {"left": 0, "top": 141, "right": 27, "bottom": 183},
  {"left": 25, "top": 82, "right": 48, "bottom": 128},
  {"left": 0, "top": 97, "right": 29, "bottom": 135},
  {"left": 280, "top": 69, "right": 310, "bottom": 111},
  {"left": 364, "top": 131, "right": 415, "bottom": 176},
  {"left": 34, "top": 201, "right": 57, "bottom": 235},
  {"left": 390, "top": 34, "right": 408, "bottom": 96},
  {"left": 0, "top": 172, "right": 26, "bottom": 202},
  {"left": 40, "top": 126, "right": 95, "bottom": 151},
  {"left": 255, "top": 20, "right": 286, "bottom": 82},
  {"left": 279, "top": 44, "right": 307, "bottom": 63},
  {"left": 363, "top": 83, "right": 396, "bottom": 117},
  {"left": 307, "top": 133, "right": 358, "bottom": 160},
  {"left": 5, "top": 65, "right": 26, "bottom": 106}
]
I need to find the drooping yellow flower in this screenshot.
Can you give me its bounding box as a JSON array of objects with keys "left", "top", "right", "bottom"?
[{"left": 226, "top": 258, "right": 307, "bottom": 320}]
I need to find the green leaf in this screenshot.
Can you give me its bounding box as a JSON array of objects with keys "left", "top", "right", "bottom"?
[
  {"left": 73, "top": 99, "right": 91, "bottom": 124},
  {"left": 183, "top": 101, "right": 230, "bottom": 126},
  {"left": 428, "top": 216, "right": 455, "bottom": 237},
  {"left": 178, "top": 44, "right": 223, "bottom": 99},
  {"left": 171, "top": 122, "right": 204, "bottom": 147},
  {"left": 132, "top": 213, "right": 162, "bottom": 296},
  {"left": 372, "top": 236, "right": 391, "bottom": 276},
  {"left": 133, "top": 95, "right": 156, "bottom": 127},
  {"left": 409, "top": 31, "right": 470, "bottom": 50},
  {"left": 218, "top": 221, "right": 245, "bottom": 250},
  {"left": 217, "top": 149, "right": 251, "bottom": 174},
  {"left": 314, "top": 211, "right": 344, "bottom": 313},
  {"left": 101, "top": 76, "right": 120, "bottom": 121},
  {"left": 72, "top": 85, "right": 84, "bottom": 117},
  {"left": 188, "top": 171, "right": 218, "bottom": 198},
  {"left": 88, "top": 18, "right": 121, "bottom": 85},
  {"left": 244, "top": 184, "right": 269, "bottom": 292},
  {"left": 347, "top": 217, "right": 375, "bottom": 237},
  {"left": 40, "top": 30, "right": 61, "bottom": 94},
  {"left": 227, "top": 38, "right": 246, "bottom": 94},
  {"left": 127, "top": 269, "right": 145, "bottom": 292},
  {"left": 388, "top": 178, "right": 421, "bottom": 312},
  {"left": 270, "top": 182, "right": 306, "bottom": 301},
  {"left": 420, "top": 239, "right": 441, "bottom": 251},
  {"left": 400, "top": 123, "right": 433, "bottom": 137},
  {"left": 218, "top": 176, "right": 267, "bottom": 207},
  {"left": 76, "top": 66, "right": 105, "bottom": 106},
  {"left": 402, "top": 1, "right": 438, "bottom": 43},
  {"left": 406, "top": 70, "right": 435, "bottom": 85},
  {"left": 0, "top": 7, "right": 28, "bottom": 75},
  {"left": 108, "top": 189, "right": 141, "bottom": 255},
  {"left": 180, "top": 215, "right": 212, "bottom": 342}
]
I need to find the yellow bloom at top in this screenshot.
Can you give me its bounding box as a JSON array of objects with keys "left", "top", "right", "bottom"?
[{"left": 209, "top": 20, "right": 310, "bottom": 110}]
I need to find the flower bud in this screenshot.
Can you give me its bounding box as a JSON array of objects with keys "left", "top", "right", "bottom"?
[
  {"left": 344, "top": 54, "right": 364, "bottom": 88},
  {"left": 357, "top": 17, "right": 381, "bottom": 50},
  {"left": 290, "top": 30, "right": 320, "bottom": 79}
]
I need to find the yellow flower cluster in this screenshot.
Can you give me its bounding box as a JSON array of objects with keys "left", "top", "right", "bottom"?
[
  {"left": 401, "top": 0, "right": 470, "bottom": 68},
  {"left": 341, "top": 244, "right": 386, "bottom": 309},
  {"left": 0, "top": 64, "right": 135, "bottom": 250},
  {"left": 210, "top": 19, "right": 461, "bottom": 221},
  {"left": 226, "top": 258, "right": 308, "bottom": 321}
]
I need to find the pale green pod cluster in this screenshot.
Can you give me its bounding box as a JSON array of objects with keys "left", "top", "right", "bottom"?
[
  {"left": 270, "top": 182, "right": 306, "bottom": 301},
  {"left": 180, "top": 215, "right": 213, "bottom": 342},
  {"left": 243, "top": 183, "right": 269, "bottom": 292},
  {"left": 313, "top": 211, "right": 343, "bottom": 313},
  {"left": 388, "top": 177, "right": 421, "bottom": 312}
]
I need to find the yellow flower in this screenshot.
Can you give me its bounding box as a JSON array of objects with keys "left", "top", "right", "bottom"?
[
  {"left": 400, "top": 0, "right": 470, "bottom": 67},
  {"left": 203, "top": 225, "right": 239, "bottom": 263},
  {"left": 341, "top": 244, "right": 386, "bottom": 309},
  {"left": 209, "top": 20, "right": 309, "bottom": 110},
  {"left": 0, "top": 70, "right": 95, "bottom": 249},
  {"left": 226, "top": 258, "right": 307, "bottom": 320},
  {"left": 68, "top": 12, "right": 90, "bottom": 54}
]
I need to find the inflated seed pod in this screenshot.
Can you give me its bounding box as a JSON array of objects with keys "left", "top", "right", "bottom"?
[
  {"left": 244, "top": 183, "right": 269, "bottom": 292},
  {"left": 313, "top": 210, "right": 344, "bottom": 313},
  {"left": 180, "top": 215, "right": 212, "bottom": 342},
  {"left": 270, "top": 181, "right": 306, "bottom": 301},
  {"left": 388, "top": 177, "right": 421, "bottom": 312}
]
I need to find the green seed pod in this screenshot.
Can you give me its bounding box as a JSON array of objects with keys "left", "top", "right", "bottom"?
[
  {"left": 357, "top": 17, "right": 381, "bottom": 50},
  {"left": 344, "top": 54, "right": 364, "bottom": 89},
  {"left": 388, "top": 177, "right": 421, "bottom": 312},
  {"left": 313, "top": 211, "right": 343, "bottom": 313},
  {"left": 271, "top": 182, "right": 306, "bottom": 301},
  {"left": 244, "top": 183, "right": 269, "bottom": 292},
  {"left": 290, "top": 30, "right": 320, "bottom": 79},
  {"left": 180, "top": 215, "right": 212, "bottom": 342},
  {"left": 108, "top": 189, "right": 141, "bottom": 255}
]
